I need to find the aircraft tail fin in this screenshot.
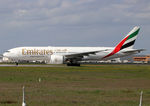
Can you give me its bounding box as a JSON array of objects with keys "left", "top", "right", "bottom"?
[
  {"left": 113, "top": 26, "right": 140, "bottom": 53},
  {"left": 120, "top": 26, "right": 140, "bottom": 50},
  {"left": 103, "top": 26, "right": 140, "bottom": 59}
]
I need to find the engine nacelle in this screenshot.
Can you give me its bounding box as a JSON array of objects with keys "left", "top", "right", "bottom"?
[{"left": 49, "top": 55, "right": 64, "bottom": 64}]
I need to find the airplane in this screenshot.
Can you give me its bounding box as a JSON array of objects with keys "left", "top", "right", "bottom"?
[{"left": 3, "top": 26, "right": 144, "bottom": 66}]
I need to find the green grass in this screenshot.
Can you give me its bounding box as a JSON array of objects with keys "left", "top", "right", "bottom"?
[{"left": 0, "top": 65, "right": 150, "bottom": 106}]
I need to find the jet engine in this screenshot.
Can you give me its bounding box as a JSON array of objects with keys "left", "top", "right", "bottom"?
[{"left": 49, "top": 55, "right": 64, "bottom": 64}]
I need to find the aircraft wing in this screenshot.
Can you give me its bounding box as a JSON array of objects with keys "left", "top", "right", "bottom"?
[
  {"left": 65, "top": 49, "right": 110, "bottom": 59},
  {"left": 122, "top": 49, "right": 146, "bottom": 54}
]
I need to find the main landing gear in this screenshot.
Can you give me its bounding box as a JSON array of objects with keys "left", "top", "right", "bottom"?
[
  {"left": 66, "top": 59, "right": 81, "bottom": 66},
  {"left": 67, "top": 62, "right": 80, "bottom": 66}
]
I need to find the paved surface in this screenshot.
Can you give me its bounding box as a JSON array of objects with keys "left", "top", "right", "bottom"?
[{"left": 0, "top": 64, "right": 66, "bottom": 67}]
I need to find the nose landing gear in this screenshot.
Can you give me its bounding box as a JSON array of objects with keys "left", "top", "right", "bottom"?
[{"left": 15, "top": 62, "right": 19, "bottom": 66}]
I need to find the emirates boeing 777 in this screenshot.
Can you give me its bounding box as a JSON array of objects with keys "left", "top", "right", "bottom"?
[{"left": 3, "top": 26, "right": 144, "bottom": 66}]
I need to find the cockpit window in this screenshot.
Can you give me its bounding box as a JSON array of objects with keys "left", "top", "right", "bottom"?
[{"left": 5, "top": 51, "right": 10, "bottom": 53}]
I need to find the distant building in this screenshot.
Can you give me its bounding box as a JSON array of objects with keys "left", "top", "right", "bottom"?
[
  {"left": 122, "top": 60, "right": 129, "bottom": 63},
  {"left": 133, "top": 55, "right": 150, "bottom": 63},
  {"left": 97, "top": 58, "right": 122, "bottom": 63},
  {"left": 109, "top": 58, "right": 122, "bottom": 63}
]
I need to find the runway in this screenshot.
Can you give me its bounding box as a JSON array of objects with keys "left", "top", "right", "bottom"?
[{"left": 0, "top": 64, "right": 66, "bottom": 67}]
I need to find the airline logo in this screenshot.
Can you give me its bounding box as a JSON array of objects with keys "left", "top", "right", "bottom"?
[
  {"left": 120, "top": 27, "right": 140, "bottom": 50},
  {"left": 22, "top": 49, "right": 53, "bottom": 55},
  {"left": 22, "top": 48, "right": 68, "bottom": 55},
  {"left": 103, "top": 27, "right": 140, "bottom": 59}
]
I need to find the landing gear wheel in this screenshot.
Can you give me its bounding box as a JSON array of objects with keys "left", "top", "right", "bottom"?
[
  {"left": 67, "top": 63, "right": 80, "bottom": 66},
  {"left": 15, "top": 62, "right": 19, "bottom": 66}
]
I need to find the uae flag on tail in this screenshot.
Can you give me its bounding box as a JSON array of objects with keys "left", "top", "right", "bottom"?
[{"left": 120, "top": 26, "right": 140, "bottom": 50}]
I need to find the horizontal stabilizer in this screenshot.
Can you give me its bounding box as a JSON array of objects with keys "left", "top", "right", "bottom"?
[{"left": 122, "top": 49, "right": 146, "bottom": 54}]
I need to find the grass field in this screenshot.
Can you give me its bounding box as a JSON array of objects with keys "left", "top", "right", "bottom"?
[{"left": 0, "top": 64, "right": 150, "bottom": 106}]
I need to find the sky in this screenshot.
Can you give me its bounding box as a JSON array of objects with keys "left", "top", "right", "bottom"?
[{"left": 0, "top": 0, "right": 150, "bottom": 54}]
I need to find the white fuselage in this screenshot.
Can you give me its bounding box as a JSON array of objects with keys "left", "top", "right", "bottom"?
[{"left": 3, "top": 46, "right": 132, "bottom": 64}]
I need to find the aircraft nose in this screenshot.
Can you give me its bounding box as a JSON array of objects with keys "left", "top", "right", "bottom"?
[
  {"left": 3, "top": 52, "right": 10, "bottom": 57},
  {"left": 3, "top": 52, "right": 7, "bottom": 57}
]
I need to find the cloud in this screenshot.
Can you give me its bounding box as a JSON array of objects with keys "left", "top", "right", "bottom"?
[
  {"left": 0, "top": 0, "right": 150, "bottom": 28},
  {"left": 0, "top": 0, "right": 149, "bottom": 54}
]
